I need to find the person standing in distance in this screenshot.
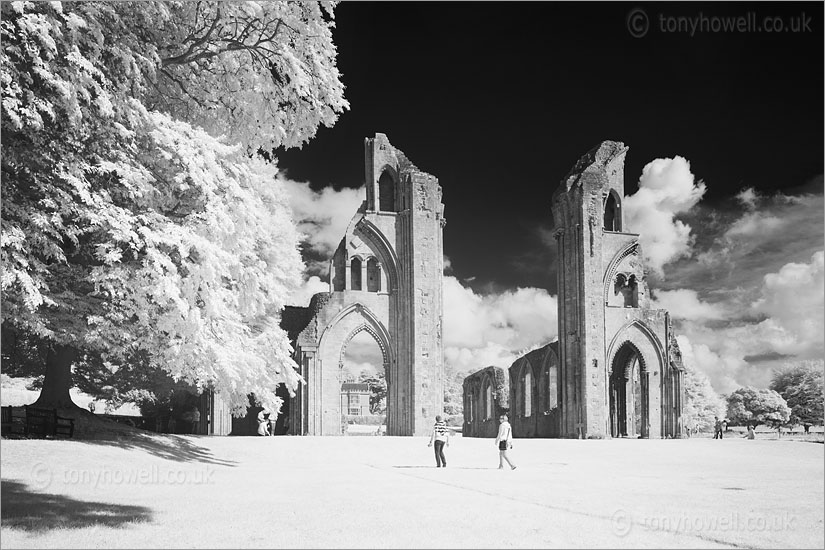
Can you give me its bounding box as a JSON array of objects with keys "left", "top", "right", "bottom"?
[
  {"left": 428, "top": 415, "right": 450, "bottom": 467},
  {"left": 713, "top": 416, "right": 723, "bottom": 439},
  {"left": 495, "top": 414, "right": 517, "bottom": 470}
]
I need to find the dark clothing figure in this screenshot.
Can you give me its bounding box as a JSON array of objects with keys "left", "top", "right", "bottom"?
[
  {"left": 714, "top": 418, "right": 723, "bottom": 439},
  {"left": 433, "top": 440, "right": 447, "bottom": 467},
  {"left": 191, "top": 408, "right": 201, "bottom": 434}
]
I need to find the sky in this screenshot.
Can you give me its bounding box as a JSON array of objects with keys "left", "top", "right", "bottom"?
[{"left": 279, "top": 2, "right": 824, "bottom": 394}]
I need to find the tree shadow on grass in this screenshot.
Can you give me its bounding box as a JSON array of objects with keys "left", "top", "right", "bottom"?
[
  {"left": 1, "top": 479, "right": 152, "bottom": 532},
  {"left": 77, "top": 433, "right": 237, "bottom": 467},
  {"left": 13, "top": 407, "right": 237, "bottom": 467}
]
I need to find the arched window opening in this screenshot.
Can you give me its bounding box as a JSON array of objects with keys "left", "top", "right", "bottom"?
[
  {"left": 485, "top": 383, "right": 493, "bottom": 420},
  {"left": 547, "top": 364, "right": 558, "bottom": 412},
  {"left": 524, "top": 370, "right": 532, "bottom": 417},
  {"left": 615, "top": 273, "right": 638, "bottom": 308},
  {"left": 350, "top": 257, "right": 362, "bottom": 290},
  {"left": 332, "top": 252, "right": 345, "bottom": 291},
  {"left": 366, "top": 258, "right": 381, "bottom": 292},
  {"left": 604, "top": 191, "right": 621, "bottom": 231},
  {"left": 470, "top": 392, "right": 475, "bottom": 422},
  {"left": 378, "top": 171, "right": 396, "bottom": 212}
]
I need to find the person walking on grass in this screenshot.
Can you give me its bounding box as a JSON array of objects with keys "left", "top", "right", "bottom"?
[
  {"left": 428, "top": 415, "right": 450, "bottom": 467},
  {"left": 495, "top": 414, "right": 517, "bottom": 470}
]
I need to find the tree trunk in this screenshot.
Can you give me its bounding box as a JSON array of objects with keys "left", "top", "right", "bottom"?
[{"left": 34, "top": 344, "right": 78, "bottom": 410}]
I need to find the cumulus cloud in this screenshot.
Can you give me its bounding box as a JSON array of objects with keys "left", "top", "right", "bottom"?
[
  {"left": 443, "top": 276, "right": 557, "bottom": 374},
  {"left": 287, "top": 275, "right": 329, "bottom": 307},
  {"left": 677, "top": 335, "right": 742, "bottom": 394},
  {"left": 682, "top": 190, "right": 823, "bottom": 291},
  {"left": 647, "top": 179, "right": 823, "bottom": 394},
  {"left": 670, "top": 251, "right": 824, "bottom": 393},
  {"left": 735, "top": 187, "right": 758, "bottom": 209},
  {"left": 651, "top": 289, "right": 727, "bottom": 321},
  {"left": 280, "top": 176, "right": 364, "bottom": 275},
  {"left": 624, "top": 156, "right": 706, "bottom": 275},
  {"left": 724, "top": 188, "right": 785, "bottom": 238},
  {"left": 749, "top": 251, "right": 825, "bottom": 357}
]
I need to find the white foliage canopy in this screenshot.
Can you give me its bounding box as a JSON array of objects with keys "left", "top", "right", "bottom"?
[{"left": 1, "top": 1, "right": 348, "bottom": 413}]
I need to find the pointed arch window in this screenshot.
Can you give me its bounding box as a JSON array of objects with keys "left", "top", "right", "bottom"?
[
  {"left": 485, "top": 383, "right": 493, "bottom": 420},
  {"left": 351, "top": 257, "right": 362, "bottom": 290},
  {"left": 524, "top": 369, "right": 532, "bottom": 417},
  {"left": 615, "top": 273, "right": 638, "bottom": 307},
  {"left": 379, "top": 170, "right": 397, "bottom": 212},
  {"left": 604, "top": 191, "right": 622, "bottom": 231},
  {"left": 332, "top": 251, "right": 345, "bottom": 291},
  {"left": 366, "top": 257, "right": 381, "bottom": 292}
]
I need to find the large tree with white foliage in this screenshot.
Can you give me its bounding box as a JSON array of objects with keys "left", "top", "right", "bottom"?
[
  {"left": 681, "top": 360, "right": 726, "bottom": 434},
  {"left": 726, "top": 387, "right": 791, "bottom": 434},
  {"left": 1, "top": 1, "right": 348, "bottom": 415},
  {"left": 770, "top": 360, "right": 824, "bottom": 433}
]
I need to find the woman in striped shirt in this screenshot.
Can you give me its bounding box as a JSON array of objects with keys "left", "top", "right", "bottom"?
[{"left": 428, "top": 415, "right": 450, "bottom": 467}]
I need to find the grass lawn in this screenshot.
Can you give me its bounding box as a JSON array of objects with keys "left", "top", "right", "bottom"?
[{"left": 1, "top": 433, "right": 823, "bottom": 549}]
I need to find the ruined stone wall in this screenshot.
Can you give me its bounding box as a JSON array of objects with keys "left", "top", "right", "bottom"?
[
  {"left": 462, "top": 366, "right": 509, "bottom": 438},
  {"left": 551, "top": 142, "right": 630, "bottom": 438},
  {"left": 551, "top": 141, "right": 681, "bottom": 439},
  {"left": 288, "top": 134, "right": 444, "bottom": 436},
  {"left": 507, "top": 342, "right": 560, "bottom": 438},
  {"left": 406, "top": 170, "right": 445, "bottom": 434}
]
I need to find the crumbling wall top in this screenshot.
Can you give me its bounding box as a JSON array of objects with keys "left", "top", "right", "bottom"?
[{"left": 554, "top": 140, "right": 628, "bottom": 200}]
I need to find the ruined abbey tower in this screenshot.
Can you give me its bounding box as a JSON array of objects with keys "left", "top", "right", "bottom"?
[
  {"left": 464, "top": 141, "right": 684, "bottom": 440},
  {"left": 551, "top": 141, "right": 684, "bottom": 439},
  {"left": 281, "top": 134, "right": 445, "bottom": 436}
]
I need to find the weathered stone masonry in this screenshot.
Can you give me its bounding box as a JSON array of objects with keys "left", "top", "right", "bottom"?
[
  {"left": 551, "top": 141, "right": 684, "bottom": 439},
  {"left": 282, "top": 134, "right": 445, "bottom": 436},
  {"left": 464, "top": 141, "right": 685, "bottom": 439}
]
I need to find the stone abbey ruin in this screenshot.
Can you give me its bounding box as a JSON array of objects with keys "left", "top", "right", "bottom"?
[
  {"left": 464, "top": 141, "right": 684, "bottom": 439},
  {"left": 281, "top": 134, "right": 445, "bottom": 436},
  {"left": 281, "top": 134, "right": 684, "bottom": 438}
]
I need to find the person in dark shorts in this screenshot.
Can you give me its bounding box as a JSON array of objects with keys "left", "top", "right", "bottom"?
[
  {"left": 428, "top": 415, "right": 450, "bottom": 467},
  {"left": 495, "top": 414, "right": 516, "bottom": 470}
]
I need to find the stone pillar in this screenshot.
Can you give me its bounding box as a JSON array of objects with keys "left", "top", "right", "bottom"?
[
  {"left": 376, "top": 262, "right": 383, "bottom": 292},
  {"left": 361, "top": 261, "right": 367, "bottom": 292}
]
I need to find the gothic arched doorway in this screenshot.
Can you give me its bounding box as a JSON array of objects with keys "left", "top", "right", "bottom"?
[
  {"left": 317, "top": 303, "right": 396, "bottom": 435},
  {"left": 608, "top": 341, "right": 649, "bottom": 438},
  {"left": 340, "top": 326, "right": 389, "bottom": 432}
]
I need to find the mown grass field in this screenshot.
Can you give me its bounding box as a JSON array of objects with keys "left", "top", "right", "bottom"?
[{"left": 1, "top": 433, "right": 823, "bottom": 549}]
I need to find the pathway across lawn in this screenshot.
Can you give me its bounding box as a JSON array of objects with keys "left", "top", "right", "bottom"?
[{"left": 1, "top": 434, "right": 823, "bottom": 548}]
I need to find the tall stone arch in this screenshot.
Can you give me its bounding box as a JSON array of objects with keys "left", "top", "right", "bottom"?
[
  {"left": 550, "top": 140, "right": 685, "bottom": 439},
  {"left": 605, "top": 321, "right": 666, "bottom": 438},
  {"left": 284, "top": 134, "right": 445, "bottom": 436}
]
